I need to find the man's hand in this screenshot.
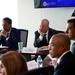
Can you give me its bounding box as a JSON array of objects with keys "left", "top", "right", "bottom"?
[
  {"left": 0, "top": 32, "right": 3, "bottom": 39},
  {"left": 1, "top": 30, "right": 7, "bottom": 37},
  {"left": 38, "top": 28, "right": 43, "bottom": 35},
  {"left": 50, "top": 59, "right": 58, "bottom": 66}
]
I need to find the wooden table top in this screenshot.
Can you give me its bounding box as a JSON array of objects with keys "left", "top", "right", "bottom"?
[{"left": 0, "top": 48, "right": 49, "bottom": 56}]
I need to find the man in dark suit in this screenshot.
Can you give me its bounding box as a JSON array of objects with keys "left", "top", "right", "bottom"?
[
  {"left": 48, "top": 33, "right": 75, "bottom": 75},
  {"left": 34, "top": 19, "right": 64, "bottom": 48},
  {"left": 33, "top": 19, "right": 64, "bottom": 59},
  {"left": 0, "top": 17, "right": 20, "bottom": 48},
  {"left": 66, "top": 18, "right": 75, "bottom": 55}
]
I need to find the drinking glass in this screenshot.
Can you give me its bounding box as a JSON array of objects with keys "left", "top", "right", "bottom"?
[{"left": 18, "top": 42, "right": 23, "bottom": 52}]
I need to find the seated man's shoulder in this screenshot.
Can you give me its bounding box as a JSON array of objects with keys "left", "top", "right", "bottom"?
[
  {"left": 35, "top": 30, "right": 38, "bottom": 34},
  {"left": 50, "top": 28, "right": 64, "bottom": 33},
  {"left": 11, "top": 28, "right": 20, "bottom": 33},
  {"left": 12, "top": 27, "right": 18, "bottom": 31}
]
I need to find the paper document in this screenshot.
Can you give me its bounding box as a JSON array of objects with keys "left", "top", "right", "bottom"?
[
  {"left": 27, "top": 60, "right": 38, "bottom": 70},
  {"left": 37, "top": 48, "right": 49, "bottom": 52},
  {"left": 22, "top": 47, "right": 37, "bottom": 53},
  {"left": 0, "top": 45, "right": 8, "bottom": 49}
]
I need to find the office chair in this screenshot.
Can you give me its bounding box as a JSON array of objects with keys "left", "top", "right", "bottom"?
[
  {"left": 18, "top": 65, "right": 54, "bottom": 75},
  {"left": 19, "top": 29, "right": 28, "bottom": 47},
  {"left": 18, "top": 29, "right": 31, "bottom": 61}
]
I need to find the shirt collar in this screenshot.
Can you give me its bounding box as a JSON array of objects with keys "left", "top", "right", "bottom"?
[
  {"left": 7, "top": 28, "right": 11, "bottom": 34},
  {"left": 57, "top": 50, "right": 70, "bottom": 64},
  {"left": 43, "top": 30, "right": 48, "bottom": 35}
]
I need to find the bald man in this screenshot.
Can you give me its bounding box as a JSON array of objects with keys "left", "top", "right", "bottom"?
[
  {"left": 34, "top": 19, "right": 64, "bottom": 48},
  {"left": 33, "top": 19, "right": 64, "bottom": 60},
  {"left": 48, "top": 33, "right": 75, "bottom": 75}
]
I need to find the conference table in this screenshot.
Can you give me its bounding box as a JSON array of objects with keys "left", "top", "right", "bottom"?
[
  {"left": 0, "top": 47, "right": 51, "bottom": 70},
  {"left": 0, "top": 47, "right": 49, "bottom": 55},
  {"left": 0, "top": 47, "right": 49, "bottom": 61}
]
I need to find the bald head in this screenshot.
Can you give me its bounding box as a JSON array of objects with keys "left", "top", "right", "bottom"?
[
  {"left": 52, "top": 33, "right": 71, "bottom": 46},
  {"left": 49, "top": 33, "right": 71, "bottom": 58},
  {"left": 41, "top": 19, "right": 49, "bottom": 27},
  {"left": 39, "top": 19, "right": 49, "bottom": 33}
]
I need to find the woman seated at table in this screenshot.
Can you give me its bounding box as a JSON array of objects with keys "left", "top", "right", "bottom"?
[{"left": 0, "top": 51, "right": 28, "bottom": 75}]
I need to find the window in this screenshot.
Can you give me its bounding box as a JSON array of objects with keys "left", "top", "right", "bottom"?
[{"left": 0, "top": 0, "right": 18, "bottom": 29}]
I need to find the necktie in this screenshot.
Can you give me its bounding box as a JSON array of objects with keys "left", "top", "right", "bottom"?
[
  {"left": 71, "top": 42, "right": 75, "bottom": 55},
  {"left": 7, "top": 32, "right": 9, "bottom": 38},
  {"left": 6, "top": 33, "right": 9, "bottom": 46},
  {"left": 43, "top": 34, "right": 47, "bottom": 43},
  {"left": 6, "top": 41, "right": 9, "bottom": 46}
]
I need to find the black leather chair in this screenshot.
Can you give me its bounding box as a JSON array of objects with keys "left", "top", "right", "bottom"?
[
  {"left": 19, "top": 29, "right": 28, "bottom": 47},
  {"left": 18, "top": 29, "right": 31, "bottom": 61},
  {"left": 18, "top": 65, "right": 54, "bottom": 75}
]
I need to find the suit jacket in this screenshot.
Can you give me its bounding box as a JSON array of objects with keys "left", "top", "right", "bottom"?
[
  {"left": 71, "top": 42, "right": 75, "bottom": 55},
  {"left": 18, "top": 65, "right": 54, "bottom": 75},
  {"left": 0, "top": 28, "right": 20, "bottom": 48},
  {"left": 34, "top": 28, "right": 64, "bottom": 47},
  {"left": 54, "top": 51, "right": 75, "bottom": 75}
]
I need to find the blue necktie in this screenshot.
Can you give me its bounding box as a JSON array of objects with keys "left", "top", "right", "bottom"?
[
  {"left": 43, "top": 34, "right": 47, "bottom": 43},
  {"left": 7, "top": 33, "right": 9, "bottom": 38},
  {"left": 6, "top": 41, "right": 9, "bottom": 46}
]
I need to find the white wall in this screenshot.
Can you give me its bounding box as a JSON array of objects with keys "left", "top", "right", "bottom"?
[
  {"left": 0, "top": 0, "right": 18, "bottom": 29},
  {"left": 18, "top": 0, "right": 75, "bottom": 47}
]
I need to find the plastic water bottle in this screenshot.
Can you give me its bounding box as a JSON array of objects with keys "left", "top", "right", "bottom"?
[{"left": 37, "top": 55, "right": 42, "bottom": 68}]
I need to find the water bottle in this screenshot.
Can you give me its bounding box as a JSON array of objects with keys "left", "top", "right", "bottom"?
[{"left": 37, "top": 55, "right": 42, "bottom": 68}]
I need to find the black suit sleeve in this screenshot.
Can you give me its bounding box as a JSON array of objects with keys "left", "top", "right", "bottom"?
[
  {"left": 0, "top": 36, "right": 6, "bottom": 46},
  {"left": 6, "top": 28, "right": 20, "bottom": 48},
  {"left": 34, "top": 31, "right": 41, "bottom": 47},
  {"left": 54, "top": 65, "right": 75, "bottom": 75}
]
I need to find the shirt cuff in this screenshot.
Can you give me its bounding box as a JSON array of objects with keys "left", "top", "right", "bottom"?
[{"left": 39, "top": 35, "right": 43, "bottom": 41}]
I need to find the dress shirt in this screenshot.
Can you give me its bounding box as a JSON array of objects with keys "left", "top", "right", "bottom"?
[
  {"left": 71, "top": 42, "right": 75, "bottom": 55},
  {"left": 39, "top": 31, "right": 48, "bottom": 42},
  {"left": 6, "top": 30, "right": 11, "bottom": 41},
  {"left": 57, "top": 50, "right": 70, "bottom": 64}
]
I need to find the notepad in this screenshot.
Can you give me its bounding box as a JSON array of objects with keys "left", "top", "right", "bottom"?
[
  {"left": 27, "top": 60, "right": 38, "bottom": 70},
  {"left": 21, "top": 47, "right": 37, "bottom": 53},
  {"left": 0, "top": 46, "right": 8, "bottom": 49},
  {"left": 37, "top": 48, "right": 49, "bottom": 52}
]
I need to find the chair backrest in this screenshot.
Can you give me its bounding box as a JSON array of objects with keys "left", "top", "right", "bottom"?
[
  {"left": 19, "top": 65, "right": 54, "bottom": 75},
  {"left": 19, "top": 29, "right": 28, "bottom": 47}
]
